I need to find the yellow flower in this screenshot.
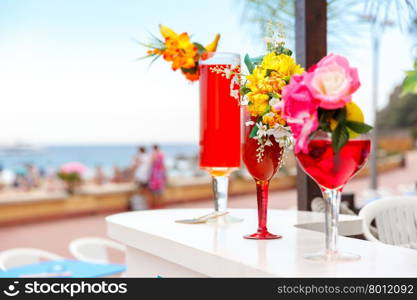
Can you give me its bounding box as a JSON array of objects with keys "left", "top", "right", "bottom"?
[
  {"left": 246, "top": 67, "right": 267, "bottom": 93},
  {"left": 330, "top": 101, "right": 364, "bottom": 138},
  {"left": 247, "top": 91, "right": 269, "bottom": 116},
  {"left": 266, "top": 71, "right": 287, "bottom": 94},
  {"left": 159, "top": 24, "right": 178, "bottom": 40},
  {"left": 261, "top": 53, "right": 304, "bottom": 78},
  {"left": 205, "top": 34, "right": 221, "bottom": 52},
  {"left": 262, "top": 112, "right": 286, "bottom": 127},
  {"left": 246, "top": 52, "right": 302, "bottom": 120}
]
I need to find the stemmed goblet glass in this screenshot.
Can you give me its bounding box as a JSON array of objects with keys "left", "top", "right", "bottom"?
[
  {"left": 242, "top": 106, "right": 284, "bottom": 239},
  {"left": 296, "top": 131, "right": 371, "bottom": 261}
]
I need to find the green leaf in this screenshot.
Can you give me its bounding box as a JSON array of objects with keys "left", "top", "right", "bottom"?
[
  {"left": 249, "top": 124, "right": 258, "bottom": 138},
  {"left": 250, "top": 55, "right": 263, "bottom": 65},
  {"left": 269, "top": 92, "right": 279, "bottom": 98},
  {"left": 334, "top": 107, "right": 347, "bottom": 122},
  {"left": 345, "top": 121, "right": 373, "bottom": 134},
  {"left": 261, "top": 106, "right": 271, "bottom": 115},
  {"left": 194, "top": 42, "right": 207, "bottom": 55},
  {"left": 401, "top": 69, "right": 417, "bottom": 96},
  {"left": 265, "top": 69, "right": 274, "bottom": 77},
  {"left": 240, "top": 86, "right": 251, "bottom": 95},
  {"left": 332, "top": 124, "right": 349, "bottom": 152},
  {"left": 244, "top": 54, "right": 254, "bottom": 73}
]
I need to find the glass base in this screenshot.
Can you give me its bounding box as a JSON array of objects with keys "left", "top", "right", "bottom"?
[
  {"left": 207, "top": 213, "right": 243, "bottom": 224},
  {"left": 304, "top": 251, "right": 360, "bottom": 262},
  {"left": 175, "top": 211, "right": 242, "bottom": 224},
  {"left": 244, "top": 231, "right": 282, "bottom": 240}
]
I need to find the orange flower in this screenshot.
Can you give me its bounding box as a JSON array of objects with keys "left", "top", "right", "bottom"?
[
  {"left": 144, "top": 25, "right": 221, "bottom": 81},
  {"left": 160, "top": 29, "right": 198, "bottom": 71},
  {"left": 184, "top": 71, "right": 200, "bottom": 81}
]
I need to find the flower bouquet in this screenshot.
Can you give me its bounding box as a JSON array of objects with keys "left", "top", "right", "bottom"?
[
  {"left": 211, "top": 31, "right": 303, "bottom": 238},
  {"left": 281, "top": 53, "right": 372, "bottom": 261},
  {"left": 142, "top": 25, "right": 220, "bottom": 81},
  {"left": 57, "top": 162, "right": 87, "bottom": 195}
]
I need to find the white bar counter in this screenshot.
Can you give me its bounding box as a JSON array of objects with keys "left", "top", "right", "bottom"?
[{"left": 106, "top": 209, "right": 417, "bottom": 277}]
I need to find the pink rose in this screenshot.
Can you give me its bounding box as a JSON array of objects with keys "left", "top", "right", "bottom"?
[
  {"left": 282, "top": 74, "right": 319, "bottom": 153},
  {"left": 304, "top": 53, "right": 360, "bottom": 109}
]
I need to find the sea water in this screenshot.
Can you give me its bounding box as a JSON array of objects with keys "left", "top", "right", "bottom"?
[{"left": 0, "top": 143, "right": 198, "bottom": 179}]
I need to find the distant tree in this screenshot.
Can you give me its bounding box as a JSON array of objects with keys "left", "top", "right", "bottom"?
[
  {"left": 242, "top": 0, "right": 417, "bottom": 51},
  {"left": 377, "top": 84, "right": 417, "bottom": 129}
]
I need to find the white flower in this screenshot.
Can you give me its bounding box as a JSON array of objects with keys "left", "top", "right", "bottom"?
[
  {"left": 271, "top": 125, "right": 291, "bottom": 140},
  {"left": 223, "top": 68, "right": 232, "bottom": 79},
  {"left": 263, "top": 112, "right": 275, "bottom": 119},
  {"left": 240, "top": 95, "right": 249, "bottom": 105},
  {"left": 245, "top": 120, "right": 255, "bottom": 126},
  {"left": 269, "top": 97, "right": 280, "bottom": 107},
  {"left": 256, "top": 122, "right": 268, "bottom": 137},
  {"left": 230, "top": 88, "right": 239, "bottom": 100},
  {"left": 264, "top": 139, "right": 273, "bottom": 146}
]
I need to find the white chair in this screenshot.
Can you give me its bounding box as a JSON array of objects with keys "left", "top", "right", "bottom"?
[
  {"left": 359, "top": 196, "right": 417, "bottom": 249},
  {"left": 69, "top": 237, "right": 125, "bottom": 264},
  {"left": 0, "top": 248, "right": 63, "bottom": 270}
]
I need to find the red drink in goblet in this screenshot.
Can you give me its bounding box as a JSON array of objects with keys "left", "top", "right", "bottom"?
[
  {"left": 297, "top": 139, "right": 371, "bottom": 190},
  {"left": 242, "top": 112, "right": 284, "bottom": 239},
  {"left": 296, "top": 131, "right": 371, "bottom": 261}
]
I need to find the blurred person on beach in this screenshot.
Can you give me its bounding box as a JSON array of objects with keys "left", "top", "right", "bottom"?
[
  {"left": 131, "top": 146, "right": 152, "bottom": 209},
  {"left": 45, "top": 165, "right": 59, "bottom": 191},
  {"left": 111, "top": 165, "right": 123, "bottom": 183},
  {"left": 13, "top": 165, "right": 29, "bottom": 190},
  {"left": 26, "top": 163, "right": 40, "bottom": 189},
  {"left": 93, "top": 165, "right": 107, "bottom": 185},
  {"left": 133, "top": 146, "right": 151, "bottom": 188},
  {"left": 148, "top": 145, "right": 167, "bottom": 206}
]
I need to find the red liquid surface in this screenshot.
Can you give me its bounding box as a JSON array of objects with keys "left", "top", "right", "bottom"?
[
  {"left": 242, "top": 117, "right": 283, "bottom": 181},
  {"left": 199, "top": 64, "right": 241, "bottom": 168},
  {"left": 296, "top": 139, "right": 371, "bottom": 190}
]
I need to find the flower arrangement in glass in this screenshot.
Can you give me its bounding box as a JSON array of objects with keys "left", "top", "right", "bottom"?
[
  {"left": 213, "top": 30, "right": 303, "bottom": 238},
  {"left": 142, "top": 24, "right": 220, "bottom": 81},
  {"left": 143, "top": 25, "right": 243, "bottom": 223},
  {"left": 57, "top": 162, "right": 87, "bottom": 194},
  {"left": 281, "top": 53, "right": 373, "bottom": 261}
]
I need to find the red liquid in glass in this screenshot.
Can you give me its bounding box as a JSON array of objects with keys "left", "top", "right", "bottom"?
[
  {"left": 242, "top": 119, "right": 283, "bottom": 181},
  {"left": 297, "top": 139, "right": 371, "bottom": 190},
  {"left": 199, "top": 64, "right": 241, "bottom": 168},
  {"left": 242, "top": 116, "right": 283, "bottom": 240}
]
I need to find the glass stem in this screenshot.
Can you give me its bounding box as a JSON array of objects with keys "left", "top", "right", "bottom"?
[
  {"left": 256, "top": 180, "right": 269, "bottom": 233},
  {"left": 322, "top": 188, "right": 341, "bottom": 256},
  {"left": 212, "top": 175, "right": 229, "bottom": 213}
]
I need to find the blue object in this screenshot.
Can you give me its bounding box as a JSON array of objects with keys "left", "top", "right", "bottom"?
[{"left": 0, "top": 259, "right": 126, "bottom": 278}]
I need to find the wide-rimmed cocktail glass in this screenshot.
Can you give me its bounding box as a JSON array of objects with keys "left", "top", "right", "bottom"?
[
  {"left": 296, "top": 131, "right": 371, "bottom": 261},
  {"left": 242, "top": 107, "right": 284, "bottom": 239}
]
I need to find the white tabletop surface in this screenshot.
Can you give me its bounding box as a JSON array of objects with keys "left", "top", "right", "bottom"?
[{"left": 107, "top": 208, "right": 417, "bottom": 277}]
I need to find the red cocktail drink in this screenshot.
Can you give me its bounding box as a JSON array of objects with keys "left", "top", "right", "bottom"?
[
  {"left": 199, "top": 63, "right": 241, "bottom": 169},
  {"left": 243, "top": 117, "right": 283, "bottom": 181},
  {"left": 198, "top": 53, "right": 241, "bottom": 222},
  {"left": 296, "top": 139, "right": 370, "bottom": 190},
  {"left": 296, "top": 131, "right": 371, "bottom": 261},
  {"left": 242, "top": 113, "right": 284, "bottom": 239}
]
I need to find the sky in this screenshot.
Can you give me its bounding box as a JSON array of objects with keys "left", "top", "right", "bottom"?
[{"left": 0, "top": 0, "right": 414, "bottom": 145}]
